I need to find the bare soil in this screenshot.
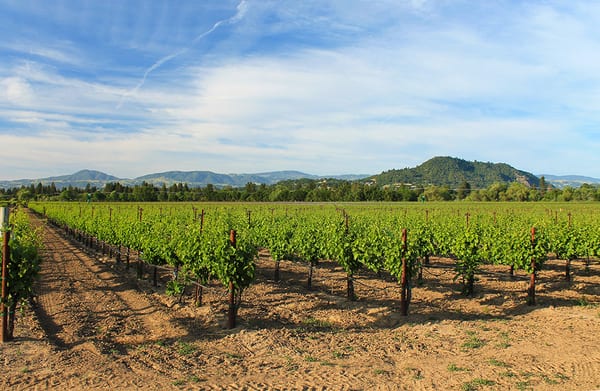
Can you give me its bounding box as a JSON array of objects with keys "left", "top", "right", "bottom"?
[{"left": 1, "top": 212, "right": 600, "bottom": 390}]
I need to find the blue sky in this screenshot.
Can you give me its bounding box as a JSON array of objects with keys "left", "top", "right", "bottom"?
[{"left": 1, "top": 0, "right": 600, "bottom": 180}]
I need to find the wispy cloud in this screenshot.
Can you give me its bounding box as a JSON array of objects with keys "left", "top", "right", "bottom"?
[{"left": 116, "top": 0, "right": 249, "bottom": 109}]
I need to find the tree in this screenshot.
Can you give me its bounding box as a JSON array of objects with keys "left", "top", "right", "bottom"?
[
  {"left": 457, "top": 181, "right": 471, "bottom": 200},
  {"left": 539, "top": 176, "right": 547, "bottom": 196}
]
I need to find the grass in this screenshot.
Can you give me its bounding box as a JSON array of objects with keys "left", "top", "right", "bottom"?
[
  {"left": 284, "top": 356, "right": 298, "bottom": 372},
  {"left": 461, "top": 378, "right": 496, "bottom": 391},
  {"left": 448, "top": 363, "right": 470, "bottom": 372},
  {"left": 576, "top": 296, "right": 597, "bottom": 307},
  {"left": 555, "top": 373, "right": 569, "bottom": 381},
  {"left": 406, "top": 367, "right": 424, "bottom": 380},
  {"left": 177, "top": 341, "right": 196, "bottom": 355},
  {"left": 302, "top": 317, "right": 333, "bottom": 329},
  {"left": 541, "top": 374, "right": 559, "bottom": 385},
  {"left": 462, "top": 331, "right": 485, "bottom": 350},
  {"left": 374, "top": 369, "right": 388, "bottom": 375},
  {"left": 488, "top": 358, "right": 510, "bottom": 367},
  {"left": 332, "top": 350, "right": 346, "bottom": 359},
  {"left": 515, "top": 381, "right": 531, "bottom": 390},
  {"left": 496, "top": 331, "right": 511, "bottom": 348},
  {"left": 225, "top": 352, "right": 243, "bottom": 360},
  {"left": 304, "top": 355, "right": 318, "bottom": 362}
]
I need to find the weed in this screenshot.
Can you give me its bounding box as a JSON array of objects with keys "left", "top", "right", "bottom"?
[
  {"left": 332, "top": 351, "right": 346, "bottom": 359},
  {"left": 177, "top": 341, "right": 196, "bottom": 355},
  {"left": 494, "top": 331, "right": 510, "bottom": 348},
  {"left": 172, "top": 379, "right": 186, "bottom": 386},
  {"left": 462, "top": 332, "right": 485, "bottom": 350},
  {"left": 461, "top": 378, "right": 495, "bottom": 390},
  {"left": 284, "top": 356, "right": 298, "bottom": 371},
  {"left": 407, "top": 367, "right": 423, "bottom": 380},
  {"left": 305, "top": 355, "right": 318, "bottom": 362},
  {"left": 516, "top": 381, "right": 531, "bottom": 391},
  {"left": 555, "top": 373, "right": 569, "bottom": 381},
  {"left": 448, "top": 363, "right": 470, "bottom": 372},
  {"left": 541, "top": 374, "right": 559, "bottom": 385},
  {"left": 374, "top": 369, "right": 388, "bottom": 375},
  {"left": 225, "top": 352, "right": 243, "bottom": 360},
  {"left": 488, "top": 358, "right": 509, "bottom": 367},
  {"left": 576, "top": 296, "right": 595, "bottom": 307},
  {"left": 302, "top": 317, "right": 333, "bottom": 329}
]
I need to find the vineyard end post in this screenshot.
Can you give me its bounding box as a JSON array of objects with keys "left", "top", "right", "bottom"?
[
  {"left": 400, "top": 228, "right": 409, "bottom": 316},
  {"left": 1, "top": 230, "right": 10, "bottom": 343},
  {"left": 527, "top": 227, "right": 536, "bottom": 306},
  {"left": 228, "top": 230, "right": 237, "bottom": 329}
]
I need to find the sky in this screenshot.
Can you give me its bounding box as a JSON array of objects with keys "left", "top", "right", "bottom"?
[{"left": 1, "top": 0, "right": 600, "bottom": 180}]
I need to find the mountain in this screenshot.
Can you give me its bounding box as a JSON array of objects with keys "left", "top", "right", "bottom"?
[
  {"left": 539, "top": 174, "right": 600, "bottom": 189},
  {"left": 370, "top": 156, "right": 540, "bottom": 189},
  {"left": 0, "top": 169, "right": 370, "bottom": 189},
  {"left": 135, "top": 170, "right": 321, "bottom": 187},
  {"left": 0, "top": 169, "right": 120, "bottom": 189},
  {"left": 45, "top": 169, "right": 120, "bottom": 182}
]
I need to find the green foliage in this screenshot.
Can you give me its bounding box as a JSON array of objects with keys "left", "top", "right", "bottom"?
[
  {"left": 3, "top": 210, "right": 43, "bottom": 308},
  {"left": 28, "top": 201, "right": 600, "bottom": 313},
  {"left": 1, "top": 209, "right": 43, "bottom": 340}
]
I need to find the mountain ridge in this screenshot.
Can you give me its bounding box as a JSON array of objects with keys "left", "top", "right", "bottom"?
[
  {"left": 0, "top": 169, "right": 369, "bottom": 189},
  {"left": 2, "top": 158, "right": 599, "bottom": 190}
]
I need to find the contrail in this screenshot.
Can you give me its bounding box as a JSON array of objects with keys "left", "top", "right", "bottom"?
[{"left": 117, "top": 0, "right": 248, "bottom": 109}]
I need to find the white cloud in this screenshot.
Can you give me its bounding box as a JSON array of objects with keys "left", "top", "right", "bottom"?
[{"left": 0, "top": 77, "right": 34, "bottom": 104}]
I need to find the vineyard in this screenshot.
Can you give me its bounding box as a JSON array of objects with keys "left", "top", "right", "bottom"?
[
  {"left": 1, "top": 201, "right": 599, "bottom": 389},
  {"left": 27, "top": 201, "right": 600, "bottom": 321}
]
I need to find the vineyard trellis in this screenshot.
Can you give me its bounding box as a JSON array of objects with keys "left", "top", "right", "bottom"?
[{"left": 27, "top": 201, "right": 600, "bottom": 326}]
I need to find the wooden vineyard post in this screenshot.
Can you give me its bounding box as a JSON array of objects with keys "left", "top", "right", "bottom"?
[
  {"left": 527, "top": 227, "right": 536, "bottom": 306},
  {"left": 137, "top": 252, "right": 143, "bottom": 279},
  {"left": 200, "top": 209, "right": 205, "bottom": 232},
  {"left": 344, "top": 213, "right": 356, "bottom": 301},
  {"left": 1, "top": 230, "right": 10, "bottom": 342},
  {"left": 228, "top": 230, "right": 237, "bottom": 329},
  {"left": 400, "top": 228, "right": 409, "bottom": 316},
  {"left": 194, "top": 283, "right": 203, "bottom": 307}
]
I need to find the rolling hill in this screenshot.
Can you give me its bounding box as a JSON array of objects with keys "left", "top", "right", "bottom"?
[{"left": 370, "top": 156, "right": 540, "bottom": 189}]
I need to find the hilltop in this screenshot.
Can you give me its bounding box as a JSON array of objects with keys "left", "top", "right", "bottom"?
[{"left": 370, "top": 157, "right": 540, "bottom": 189}]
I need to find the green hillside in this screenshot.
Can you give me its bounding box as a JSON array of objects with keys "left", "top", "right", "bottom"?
[{"left": 371, "top": 157, "right": 540, "bottom": 189}]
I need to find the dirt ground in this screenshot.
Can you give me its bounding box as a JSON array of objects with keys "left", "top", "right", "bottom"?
[{"left": 1, "top": 213, "right": 600, "bottom": 390}]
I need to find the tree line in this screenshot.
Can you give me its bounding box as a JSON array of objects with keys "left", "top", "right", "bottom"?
[{"left": 2, "top": 177, "right": 600, "bottom": 203}]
